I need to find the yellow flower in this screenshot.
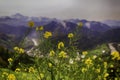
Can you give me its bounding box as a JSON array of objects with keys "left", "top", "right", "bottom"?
[
  {"left": 77, "top": 22, "right": 83, "bottom": 27},
  {"left": 111, "top": 51, "right": 120, "bottom": 60},
  {"left": 14, "top": 47, "right": 19, "bottom": 51},
  {"left": 114, "top": 77, "right": 119, "bottom": 80},
  {"left": 39, "top": 26, "right": 44, "bottom": 31},
  {"left": 37, "top": 73, "right": 44, "bottom": 79},
  {"left": 110, "top": 64, "right": 114, "bottom": 68},
  {"left": 104, "top": 73, "right": 109, "bottom": 78},
  {"left": 43, "top": 31, "right": 52, "bottom": 38},
  {"left": 19, "top": 48, "right": 24, "bottom": 54},
  {"left": 36, "top": 26, "right": 44, "bottom": 31},
  {"left": 96, "top": 68, "right": 101, "bottom": 73},
  {"left": 40, "top": 73, "right": 44, "bottom": 79},
  {"left": 85, "top": 58, "right": 93, "bottom": 67},
  {"left": 3, "top": 72, "right": 8, "bottom": 75},
  {"left": 28, "top": 21, "right": 34, "bottom": 27},
  {"left": 68, "top": 33, "right": 74, "bottom": 38},
  {"left": 81, "top": 68, "right": 87, "bottom": 73},
  {"left": 13, "top": 47, "right": 24, "bottom": 54},
  {"left": 104, "top": 62, "right": 107, "bottom": 68},
  {"left": 98, "top": 75, "right": 102, "bottom": 80},
  {"left": 15, "top": 68, "right": 20, "bottom": 72},
  {"left": 2, "top": 72, "right": 8, "bottom": 77},
  {"left": 7, "top": 74, "right": 16, "bottom": 80},
  {"left": 49, "top": 50, "right": 55, "bottom": 57},
  {"left": 58, "top": 42, "right": 64, "bottom": 49},
  {"left": 8, "top": 58, "right": 13, "bottom": 62},
  {"left": 82, "top": 51, "right": 88, "bottom": 55},
  {"left": 59, "top": 51, "right": 67, "bottom": 58},
  {"left": 48, "top": 63, "right": 52, "bottom": 68},
  {"left": 36, "top": 27, "right": 39, "bottom": 31},
  {"left": 29, "top": 67, "right": 35, "bottom": 73}
]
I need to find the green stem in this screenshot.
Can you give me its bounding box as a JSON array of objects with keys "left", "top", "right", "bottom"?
[{"left": 19, "top": 28, "right": 32, "bottom": 47}]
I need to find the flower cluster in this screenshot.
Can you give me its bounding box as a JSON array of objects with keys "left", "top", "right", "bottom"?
[
  {"left": 59, "top": 51, "right": 67, "bottom": 58},
  {"left": 7, "top": 74, "right": 16, "bottom": 80},
  {"left": 37, "top": 73, "right": 44, "bottom": 80},
  {"left": 85, "top": 58, "right": 93, "bottom": 67},
  {"left": 15, "top": 68, "right": 21, "bottom": 72},
  {"left": 28, "top": 21, "right": 34, "bottom": 27},
  {"left": 81, "top": 68, "right": 87, "bottom": 73},
  {"left": 8, "top": 58, "right": 13, "bottom": 62},
  {"left": 58, "top": 42, "right": 64, "bottom": 49},
  {"left": 43, "top": 31, "right": 52, "bottom": 38},
  {"left": 96, "top": 68, "right": 101, "bottom": 73},
  {"left": 111, "top": 51, "right": 120, "bottom": 60},
  {"left": 14, "top": 47, "right": 24, "bottom": 54},
  {"left": 77, "top": 22, "right": 83, "bottom": 27},
  {"left": 36, "top": 26, "right": 44, "bottom": 31},
  {"left": 82, "top": 51, "right": 88, "bottom": 55},
  {"left": 48, "top": 63, "right": 52, "bottom": 68},
  {"left": 2, "top": 72, "right": 8, "bottom": 78},
  {"left": 49, "top": 50, "right": 55, "bottom": 57},
  {"left": 29, "top": 67, "right": 35, "bottom": 73},
  {"left": 68, "top": 33, "right": 74, "bottom": 38}
]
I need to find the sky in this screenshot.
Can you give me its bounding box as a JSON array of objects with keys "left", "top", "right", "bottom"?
[{"left": 0, "top": 0, "right": 120, "bottom": 21}]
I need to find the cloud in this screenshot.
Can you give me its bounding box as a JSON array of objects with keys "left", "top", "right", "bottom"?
[{"left": 0, "top": 0, "right": 120, "bottom": 21}]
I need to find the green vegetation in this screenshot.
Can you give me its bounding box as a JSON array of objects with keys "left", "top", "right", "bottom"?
[{"left": 0, "top": 21, "right": 120, "bottom": 80}]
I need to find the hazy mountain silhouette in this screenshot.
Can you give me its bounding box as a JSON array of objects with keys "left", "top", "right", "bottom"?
[{"left": 0, "top": 13, "right": 120, "bottom": 49}]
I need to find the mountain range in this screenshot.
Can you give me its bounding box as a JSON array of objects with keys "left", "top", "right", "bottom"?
[{"left": 0, "top": 13, "right": 120, "bottom": 49}]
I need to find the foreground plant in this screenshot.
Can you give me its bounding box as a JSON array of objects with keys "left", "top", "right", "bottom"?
[{"left": 0, "top": 21, "right": 119, "bottom": 80}]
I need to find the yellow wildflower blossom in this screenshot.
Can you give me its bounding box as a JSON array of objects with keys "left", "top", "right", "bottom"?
[
  {"left": 36, "top": 27, "right": 39, "bottom": 31},
  {"left": 115, "top": 77, "right": 119, "bottom": 80},
  {"left": 14, "top": 47, "right": 19, "bottom": 51},
  {"left": 104, "top": 62, "right": 107, "bottom": 68},
  {"left": 110, "top": 64, "right": 114, "bottom": 68},
  {"left": 15, "top": 68, "right": 21, "bottom": 72},
  {"left": 85, "top": 58, "right": 93, "bottom": 67},
  {"left": 2, "top": 72, "right": 8, "bottom": 77},
  {"left": 77, "top": 22, "right": 83, "bottom": 27},
  {"left": 48, "top": 63, "right": 52, "bottom": 68},
  {"left": 81, "top": 68, "right": 87, "bottom": 73},
  {"left": 58, "top": 42, "right": 64, "bottom": 49},
  {"left": 37, "top": 73, "right": 44, "bottom": 80},
  {"left": 19, "top": 48, "right": 24, "bottom": 54},
  {"left": 28, "top": 21, "right": 34, "bottom": 27},
  {"left": 43, "top": 31, "right": 52, "bottom": 38},
  {"left": 40, "top": 73, "right": 44, "bottom": 79},
  {"left": 82, "top": 51, "right": 88, "bottom": 55},
  {"left": 13, "top": 47, "right": 24, "bottom": 54},
  {"left": 98, "top": 75, "right": 102, "bottom": 80},
  {"left": 111, "top": 51, "right": 120, "bottom": 60},
  {"left": 49, "top": 50, "right": 55, "bottom": 57},
  {"left": 7, "top": 74, "right": 16, "bottom": 80},
  {"left": 8, "top": 58, "right": 13, "bottom": 62},
  {"left": 59, "top": 51, "right": 67, "bottom": 58},
  {"left": 104, "top": 73, "right": 109, "bottom": 78},
  {"left": 36, "top": 26, "right": 44, "bottom": 31},
  {"left": 39, "top": 26, "right": 44, "bottom": 31},
  {"left": 96, "top": 68, "right": 101, "bottom": 73},
  {"left": 29, "top": 67, "right": 35, "bottom": 73},
  {"left": 68, "top": 33, "right": 74, "bottom": 38}
]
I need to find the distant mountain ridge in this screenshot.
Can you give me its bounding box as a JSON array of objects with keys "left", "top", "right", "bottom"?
[{"left": 0, "top": 13, "right": 120, "bottom": 49}]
